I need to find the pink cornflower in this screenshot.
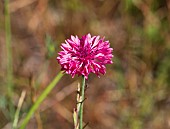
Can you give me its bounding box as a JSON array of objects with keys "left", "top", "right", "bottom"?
[{"left": 57, "top": 33, "right": 113, "bottom": 79}]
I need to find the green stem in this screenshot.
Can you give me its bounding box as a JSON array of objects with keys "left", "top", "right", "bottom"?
[
  {"left": 79, "top": 76, "right": 86, "bottom": 129},
  {"left": 4, "top": 0, "right": 14, "bottom": 120},
  {"left": 19, "top": 72, "right": 64, "bottom": 129}
]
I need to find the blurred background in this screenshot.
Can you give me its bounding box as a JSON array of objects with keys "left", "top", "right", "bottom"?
[{"left": 0, "top": 0, "right": 170, "bottom": 129}]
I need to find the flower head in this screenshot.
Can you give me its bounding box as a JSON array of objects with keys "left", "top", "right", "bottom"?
[{"left": 57, "top": 34, "right": 113, "bottom": 79}]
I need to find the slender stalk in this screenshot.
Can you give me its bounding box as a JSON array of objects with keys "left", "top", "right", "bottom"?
[
  {"left": 35, "top": 111, "right": 43, "bottom": 129},
  {"left": 79, "top": 76, "right": 86, "bottom": 129},
  {"left": 13, "top": 90, "right": 26, "bottom": 129},
  {"left": 4, "top": 0, "right": 14, "bottom": 120},
  {"left": 19, "top": 72, "right": 64, "bottom": 129}
]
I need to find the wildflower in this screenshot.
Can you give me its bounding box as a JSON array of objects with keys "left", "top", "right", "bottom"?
[{"left": 57, "top": 33, "right": 113, "bottom": 79}]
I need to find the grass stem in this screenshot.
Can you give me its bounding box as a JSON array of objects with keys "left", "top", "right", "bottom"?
[
  {"left": 4, "top": 0, "right": 15, "bottom": 120},
  {"left": 19, "top": 72, "right": 63, "bottom": 129},
  {"left": 13, "top": 90, "right": 26, "bottom": 129}
]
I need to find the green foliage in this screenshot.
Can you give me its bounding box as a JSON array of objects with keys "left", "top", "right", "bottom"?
[
  {"left": 156, "top": 51, "right": 170, "bottom": 87},
  {"left": 63, "top": 0, "right": 82, "bottom": 11},
  {"left": 45, "top": 34, "right": 56, "bottom": 59}
]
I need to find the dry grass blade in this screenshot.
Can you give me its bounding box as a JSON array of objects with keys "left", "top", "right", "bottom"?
[{"left": 13, "top": 90, "right": 26, "bottom": 129}]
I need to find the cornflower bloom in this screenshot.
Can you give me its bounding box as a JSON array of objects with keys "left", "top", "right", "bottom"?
[{"left": 57, "top": 33, "right": 113, "bottom": 79}]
